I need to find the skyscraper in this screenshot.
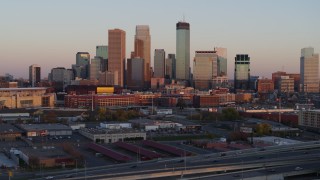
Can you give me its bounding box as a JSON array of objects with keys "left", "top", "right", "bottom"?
[
  {"left": 73, "top": 52, "right": 90, "bottom": 79},
  {"left": 234, "top": 54, "right": 250, "bottom": 90},
  {"left": 96, "top": 46, "right": 108, "bottom": 72},
  {"left": 154, "top": 49, "right": 165, "bottom": 78},
  {"left": 193, "top": 51, "right": 218, "bottom": 90},
  {"left": 214, "top": 47, "right": 227, "bottom": 76},
  {"left": 134, "top": 25, "right": 151, "bottom": 87},
  {"left": 127, "top": 58, "right": 144, "bottom": 90},
  {"left": 90, "top": 56, "right": 103, "bottom": 80},
  {"left": 300, "top": 47, "right": 319, "bottom": 93},
  {"left": 108, "top": 29, "right": 126, "bottom": 87},
  {"left": 176, "top": 21, "right": 190, "bottom": 81},
  {"left": 165, "top": 54, "right": 176, "bottom": 79},
  {"left": 29, "top": 64, "right": 41, "bottom": 87},
  {"left": 48, "top": 67, "right": 74, "bottom": 90}
]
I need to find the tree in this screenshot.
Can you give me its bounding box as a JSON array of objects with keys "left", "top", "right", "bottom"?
[
  {"left": 176, "top": 98, "right": 186, "bottom": 110},
  {"left": 255, "top": 123, "right": 271, "bottom": 136},
  {"left": 61, "top": 143, "right": 84, "bottom": 166},
  {"left": 97, "top": 108, "right": 106, "bottom": 121},
  {"left": 28, "top": 156, "right": 39, "bottom": 169},
  {"left": 43, "top": 111, "right": 57, "bottom": 123},
  {"left": 221, "top": 108, "right": 240, "bottom": 121}
]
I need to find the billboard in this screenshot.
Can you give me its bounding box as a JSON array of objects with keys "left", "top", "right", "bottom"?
[{"left": 97, "top": 87, "right": 114, "bottom": 94}]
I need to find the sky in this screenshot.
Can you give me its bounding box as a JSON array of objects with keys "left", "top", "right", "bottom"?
[{"left": 1, "top": 0, "right": 320, "bottom": 79}]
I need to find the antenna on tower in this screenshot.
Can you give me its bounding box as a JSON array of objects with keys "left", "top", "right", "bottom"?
[{"left": 183, "top": 13, "right": 185, "bottom": 22}]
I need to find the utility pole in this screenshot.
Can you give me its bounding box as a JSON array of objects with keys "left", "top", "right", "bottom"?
[
  {"left": 75, "top": 159, "right": 78, "bottom": 176},
  {"left": 278, "top": 97, "right": 281, "bottom": 125},
  {"left": 85, "top": 160, "right": 87, "bottom": 180},
  {"left": 184, "top": 150, "right": 186, "bottom": 171}
]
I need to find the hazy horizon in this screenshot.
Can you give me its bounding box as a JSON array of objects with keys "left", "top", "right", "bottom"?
[{"left": 1, "top": 0, "right": 319, "bottom": 80}]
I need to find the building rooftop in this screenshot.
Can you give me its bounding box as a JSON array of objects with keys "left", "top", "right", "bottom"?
[
  {"left": 19, "top": 147, "right": 69, "bottom": 159},
  {"left": 0, "top": 113, "right": 30, "bottom": 117},
  {"left": 0, "top": 124, "right": 22, "bottom": 133},
  {"left": 17, "top": 123, "right": 72, "bottom": 131},
  {"left": 80, "top": 127, "right": 142, "bottom": 135},
  {"left": 0, "top": 87, "right": 48, "bottom": 91}
]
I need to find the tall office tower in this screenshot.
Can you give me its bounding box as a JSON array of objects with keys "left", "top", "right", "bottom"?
[
  {"left": 96, "top": 46, "right": 108, "bottom": 72},
  {"left": 300, "top": 47, "right": 319, "bottom": 93},
  {"left": 193, "top": 51, "right": 218, "bottom": 90},
  {"left": 74, "top": 52, "right": 90, "bottom": 79},
  {"left": 29, "top": 64, "right": 41, "bottom": 87},
  {"left": 214, "top": 47, "right": 227, "bottom": 76},
  {"left": 165, "top": 54, "right": 176, "bottom": 79},
  {"left": 234, "top": 54, "right": 250, "bottom": 90},
  {"left": 48, "top": 67, "right": 74, "bottom": 89},
  {"left": 176, "top": 21, "right": 190, "bottom": 81},
  {"left": 154, "top": 49, "right": 165, "bottom": 78},
  {"left": 127, "top": 58, "right": 145, "bottom": 90},
  {"left": 134, "top": 25, "right": 151, "bottom": 87},
  {"left": 90, "top": 56, "right": 104, "bottom": 80},
  {"left": 108, "top": 29, "right": 126, "bottom": 87}
]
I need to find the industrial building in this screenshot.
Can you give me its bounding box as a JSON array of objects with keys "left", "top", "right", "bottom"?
[
  {"left": 17, "top": 123, "right": 72, "bottom": 137},
  {"left": 15, "top": 147, "right": 74, "bottom": 168},
  {"left": 79, "top": 128, "right": 146, "bottom": 143},
  {"left": 100, "top": 122, "right": 132, "bottom": 129},
  {"left": 0, "top": 124, "right": 22, "bottom": 141}
]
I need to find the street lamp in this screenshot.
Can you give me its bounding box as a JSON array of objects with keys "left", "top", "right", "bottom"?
[{"left": 184, "top": 150, "right": 186, "bottom": 171}]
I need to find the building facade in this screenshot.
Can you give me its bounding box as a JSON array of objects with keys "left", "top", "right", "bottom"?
[
  {"left": 193, "top": 51, "right": 218, "bottom": 90},
  {"left": 279, "top": 76, "right": 294, "bottom": 93},
  {"left": 272, "top": 71, "right": 300, "bottom": 92},
  {"left": 212, "top": 76, "right": 229, "bottom": 88},
  {"left": 74, "top": 52, "right": 90, "bottom": 79},
  {"left": 165, "top": 54, "right": 176, "bottom": 79},
  {"left": 299, "top": 110, "right": 320, "bottom": 130},
  {"left": 300, "top": 47, "right": 319, "bottom": 93},
  {"left": 0, "top": 88, "right": 55, "bottom": 109},
  {"left": 234, "top": 54, "right": 250, "bottom": 91},
  {"left": 134, "top": 25, "right": 151, "bottom": 88},
  {"left": 176, "top": 22, "right": 190, "bottom": 81},
  {"left": 49, "top": 67, "right": 74, "bottom": 88},
  {"left": 214, "top": 47, "right": 227, "bottom": 76},
  {"left": 96, "top": 45, "right": 108, "bottom": 72},
  {"left": 154, "top": 49, "right": 165, "bottom": 78},
  {"left": 29, "top": 64, "right": 41, "bottom": 87},
  {"left": 108, "top": 29, "right": 126, "bottom": 87},
  {"left": 64, "top": 94, "right": 137, "bottom": 109},
  {"left": 257, "top": 78, "right": 274, "bottom": 93},
  {"left": 90, "top": 56, "right": 103, "bottom": 80},
  {"left": 79, "top": 128, "right": 146, "bottom": 143},
  {"left": 127, "top": 58, "right": 145, "bottom": 90}
]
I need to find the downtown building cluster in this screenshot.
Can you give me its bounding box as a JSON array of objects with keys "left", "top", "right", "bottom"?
[
  {"left": 1, "top": 21, "right": 320, "bottom": 109},
  {"left": 44, "top": 21, "right": 229, "bottom": 91}
]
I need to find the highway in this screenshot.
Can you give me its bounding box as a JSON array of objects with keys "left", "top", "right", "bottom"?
[{"left": 32, "top": 141, "right": 320, "bottom": 180}]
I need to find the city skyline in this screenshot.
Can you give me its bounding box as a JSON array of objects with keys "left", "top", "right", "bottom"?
[{"left": 1, "top": 0, "right": 320, "bottom": 79}]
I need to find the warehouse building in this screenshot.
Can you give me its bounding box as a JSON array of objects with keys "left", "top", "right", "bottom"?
[
  {"left": 15, "top": 147, "right": 74, "bottom": 168},
  {"left": 79, "top": 128, "right": 146, "bottom": 143},
  {"left": 17, "top": 123, "right": 72, "bottom": 137},
  {"left": 0, "top": 124, "right": 22, "bottom": 141}
]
